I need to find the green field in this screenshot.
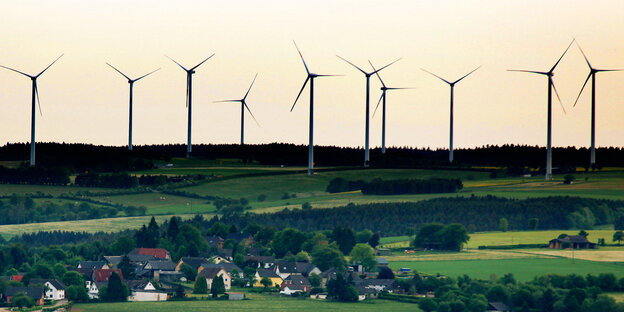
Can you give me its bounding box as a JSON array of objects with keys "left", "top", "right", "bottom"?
[
  {"left": 389, "top": 258, "right": 624, "bottom": 282},
  {"left": 71, "top": 294, "right": 420, "bottom": 312}
]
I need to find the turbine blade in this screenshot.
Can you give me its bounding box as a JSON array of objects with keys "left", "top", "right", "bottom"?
[
  {"left": 550, "top": 39, "right": 575, "bottom": 73},
  {"left": 575, "top": 40, "right": 592, "bottom": 69},
  {"left": 243, "top": 102, "right": 260, "bottom": 126},
  {"left": 336, "top": 55, "right": 367, "bottom": 74},
  {"left": 290, "top": 76, "right": 310, "bottom": 112},
  {"left": 134, "top": 68, "right": 161, "bottom": 81},
  {"left": 372, "top": 58, "right": 402, "bottom": 74},
  {"left": 165, "top": 55, "right": 189, "bottom": 71},
  {"left": 106, "top": 63, "right": 131, "bottom": 81},
  {"left": 315, "top": 74, "right": 343, "bottom": 77},
  {"left": 213, "top": 100, "right": 241, "bottom": 103},
  {"left": 190, "top": 54, "right": 215, "bottom": 71},
  {"left": 36, "top": 54, "right": 63, "bottom": 77},
  {"left": 386, "top": 87, "right": 413, "bottom": 90},
  {"left": 369, "top": 60, "right": 386, "bottom": 88},
  {"left": 453, "top": 65, "right": 481, "bottom": 84},
  {"left": 596, "top": 69, "right": 624, "bottom": 72},
  {"left": 372, "top": 92, "right": 384, "bottom": 118},
  {"left": 421, "top": 68, "right": 451, "bottom": 84},
  {"left": 243, "top": 73, "right": 258, "bottom": 100},
  {"left": 186, "top": 75, "right": 190, "bottom": 108},
  {"left": 0, "top": 64, "right": 32, "bottom": 78},
  {"left": 573, "top": 73, "right": 592, "bottom": 107},
  {"left": 35, "top": 81, "right": 42, "bottom": 116},
  {"left": 507, "top": 69, "right": 549, "bottom": 75},
  {"left": 551, "top": 80, "right": 566, "bottom": 114},
  {"left": 293, "top": 41, "right": 310, "bottom": 75}
]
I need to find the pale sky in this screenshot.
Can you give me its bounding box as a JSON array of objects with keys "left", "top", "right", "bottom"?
[{"left": 1, "top": 1, "right": 623, "bottom": 149}]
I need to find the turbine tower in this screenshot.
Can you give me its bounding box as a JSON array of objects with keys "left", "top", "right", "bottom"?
[
  {"left": 106, "top": 63, "right": 160, "bottom": 150},
  {"left": 214, "top": 73, "right": 260, "bottom": 145},
  {"left": 421, "top": 66, "right": 480, "bottom": 163},
  {"left": 337, "top": 55, "right": 400, "bottom": 167},
  {"left": 291, "top": 41, "right": 339, "bottom": 176},
  {"left": 166, "top": 54, "right": 215, "bottom": 158},
  {"left": 573, "top": 41, "right": 622, "bottom": 168},
  {"left": 509, "top": 40, "right": 574, "bottom": 181},
  {"left": 0, "top": 54, "right": 63, "bottom": 166},
  {"left": 369, "top": 60, "right": 412, "bottom": 154}
]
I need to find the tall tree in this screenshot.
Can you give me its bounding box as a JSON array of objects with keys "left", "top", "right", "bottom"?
[
  {"left": 211, "top": 275, "right": 226, "bottom": 298},
  {"left": 167, "top": 216, "right": 180, "bottom": 240},
  {"left": 118, "top": 255, "right": 135, "bottom": 280},
  {"left": 193, "top": 277, "right": 208, "bottom": 294},
  {"left": 368, "top": 232, "right": 380, "bottom": 248},
  {"left": 332, "top": 226, "right": 356, "bottom": 255},
  {"left": 104, "top": 272, "right": 128, "bottom": 302},
  {"left": 349, "top": 243, "right": 377, "bottom": 272}
]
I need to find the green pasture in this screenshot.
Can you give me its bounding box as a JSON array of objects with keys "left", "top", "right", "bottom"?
[
  {"left": 388, "top": 258, "right": 624, "bottom": 282},
  {"left": 467, "top": 230, "right": 618, "bottom": 248},
  {"left": 101, "top": 192, "right": 216, "bottom": 215},
  {"left": 71, "top": 293, "right": 420, "bottom": 312}
]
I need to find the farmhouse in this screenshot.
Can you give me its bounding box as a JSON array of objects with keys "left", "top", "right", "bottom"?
[
  {"left": 281, "top": 275, "right": 311, "bottom": 293},
  {"left": 78, "top": 261, "right": 108, "bottom": 269},
  {"left": 175, "top": 257, "right": 208, "bottom": 271},
  {"left": 5, "top": 286, "right": 45, "bottom": 306},
  {"left": 128, "top": 248, "right": 171, "bottom": 260},
  {"left": 274, "top": 261, "right": 321, "bottom": 279},
  {"left": 254, "top": 269, "right": 283, "bottom": 287},
  {"left": 548, "top": 235, "right": 597, "bottom": 249},
  {"left": 197, "top": 267, "right": 232, "bottom": 290},
  {"left": 93, "top": 269, "right": 124, "bottom": 282},
  {"left": 29, "top": 279, "right": 66, "bottom": 300},
  {"left": 127, "top": 280, "right": 168, "bottom": 302}
]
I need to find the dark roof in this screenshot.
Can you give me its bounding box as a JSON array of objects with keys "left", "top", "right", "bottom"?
[
  {"left": 206, "top": 235, "right": 224, "bottom": 245},
  {"left": 275, "top": 262, "right": 317, "bottom": 274},
  {"left": 550, "top": 235, "right": 595, "bottom": 244},
  {"left": 320, "top": 268, "right": 338, "bottom": 278},
  {"left": 219, "top": 249, "right": 233, "bottom": 258},
  {"left": 226, "top": 233, "right": 253, "bottom": 242},
  {"left": 285, "top": 275, "right": 310, "bottom": 286},
  {"left": 244, "top": 255, "right": 275, "bottom": 263},
  {"left": 283, "top": 285, "right": 305, "bottom": 291},
  {"left": 257, "top": 269, "right": 280, "bottom": 278},
  {"left": 73, "top": 268, "right": 95, "bottom": 280},
  {"left": 376, "top": 257, "right": 389, "bottom": 265},
  {"left": 93, "top": 269, "right": 124, "bottom": 282},
  {"left": 127, "top": 254, "right": 157, "bottom": 263},
  {"left": 144, "top": 260, "right": 176, "bottom": 271},
  {"left": 201, "top": 263, "right": 242, "bottom": 274},
  {"left": 179, "top": 257, "right": 208, "bottom": 270},
  {"left": 125, "top": 280, "right": 151, "bottom": 290},
  {"left": 198, "top": 268, "right": 228, "bottom": 279},
  {"left": 488, "top": 302, "right": 510, "bottom": 311},
  {"left": 6, "top": 286, "right": 44, "bottom": 299},
  {"left": 356, "top": 279, "right": 396, "bottom": 289},
  {"left": 29, "top": 279, "right": 65, "bottom": 290},
  {"left": 78, "top": 261, "right": 107, "bottom": 269},
  {"left": 104, "top": 256, "right": 123, "bottom": 268}
]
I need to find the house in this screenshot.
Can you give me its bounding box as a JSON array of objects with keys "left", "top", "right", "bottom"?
[
  {"left": 209, "top": 255, "right": 231, "bottom": 264},
  {"left": 355, "top": 279, "right": 397, "bottom": 299},
  {"left": 320, "top": 268, "right": 361, "bottom": 287},
  {"left": 310, "top": 293, "right": 328, "bottom": 300},
  {"left": 104, "top": 256, "right": 123, "bottom": 268},
  {"left": 155, "top": 270, "right": 185, "bottom": 283},
  {"left": 253, "top": 269, "right": 283, "bottom": 287},
  {"left": 78, "top": 261, "right": 108, "bottom": 269},
  {"left": 86, "top": 281, "right": 107, "bottom": 299},
  {"left": 128, "top": 248, "right": 171, "bottom": 260},
  {"left": 227, "top": 292, "right": 245, "bottom": 300},
  {"left": 280, "top": 285, "right": 306, "bottom": 296},
  {"left": 175, "top": 257, "right": 209, "bottom": 271},
  {"left": 126, "top": 280, "right": 168, "bottom": 302},
  {"left": 244, "top": 255, "right": 275, "bottom": 269},
  {"left": 93, "top": 269, "right": 124, "bottom": 282},
  {"left": 274, "top": 261, "right": 321, "bottom": 279},
  {"left": 218, "top": 249, "right": 234, "bottom": 261},
  {"left": 226, "top": 233, "right": 254, "bottom": 245},
  {"left": 487, "top": 302, "right": 511, "bottom": 312},
  {"left": 10, "top": 274, "right": 24, "bottom": 282},
  {"left": 29, "top": 279, "right": 66, "bottom": 300},
  {"left": 199, "top": 263, "right": 243, "bottom": 278},
  {"left": 549, "top": 235, "right": 597, "bottom": 249},
  {"left": 198, "top": 267, "right": 232, "bottom": 290},
  {"left": 376, "top": 248, "right": 393, "bottom": 256},
  {"left": 206, "top": 235, "right": 224, "bottom": 248},
  {"left": 127, "top": 254, "right": 157, "bottom": 264},
  {"left": 5, "top": 286, "right": 45, "bottom": 306},
  {"left": 281, "top": 275, "right": 311, "bottom": 293},
  {"left": 376, "top": 257, "right": 389, "bottom": 267}
]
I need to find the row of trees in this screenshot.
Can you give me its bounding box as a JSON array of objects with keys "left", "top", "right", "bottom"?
[
  {"left": 218, "top": 195, "right": 624, "bottom": 235},
  {"left": 360, "top": 178, "right": 463, "bottom": 195},
  {"left": 0, "top": 165, "right": 70, "bottom": 185}
]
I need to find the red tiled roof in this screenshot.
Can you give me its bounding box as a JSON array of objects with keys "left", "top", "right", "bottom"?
[
  {"left": 93, "top": 269, "right": 124, "bottom": 282},
  {"left": 136, "top": 248, "right": 169, "bottom": 259}
]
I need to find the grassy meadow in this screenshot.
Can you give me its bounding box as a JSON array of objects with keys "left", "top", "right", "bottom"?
[{"left": 71, "top": 293, "right": 420, "bottom": 312}]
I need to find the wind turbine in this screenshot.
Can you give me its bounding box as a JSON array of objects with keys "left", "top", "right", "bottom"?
[
  {"left": 573, "top": 41, "right": 622, "bottom": 168},
  {"left": 106, "top": 63, "right": 160, "bottom": 151},
  {"left": 166, "top": 54, "right": 215, "bottom": 158},
  {"left": 291, "top": 41, "right": 339, "bottom": 176},
  {"left": 214, "top": 73, "right": 260, "bottom": 145},
  {"left": 0, "top": 54, "right": 63, "bottom": 166},
  {"left": 509, "top": 39, "right": 574, "bottom": 181},
  {"left": 369, "top": 60, "right": 412, "bottom": 154},
  {"left": 421, "top": 65, "right": 480, "bottom": 164},
  {"left": 337, "top": 55, "right": 400, "bottom": 167}
]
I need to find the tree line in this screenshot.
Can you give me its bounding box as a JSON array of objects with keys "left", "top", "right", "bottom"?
[{"left": 216, "top": 195, "right": 624, "bottom": 236}]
